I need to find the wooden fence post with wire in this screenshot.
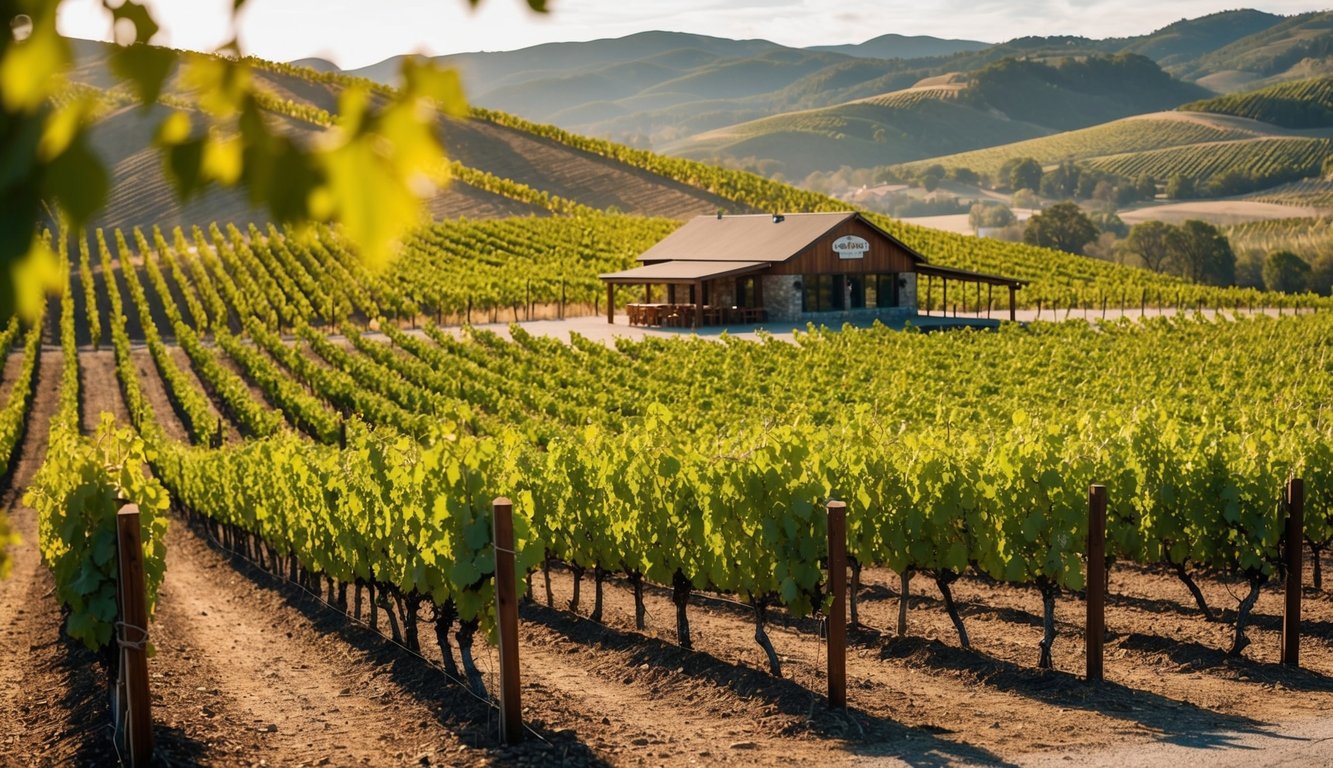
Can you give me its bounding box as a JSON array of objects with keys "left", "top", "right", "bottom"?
[
  {"left": 116, "top": 504, "right": 153, "bottom": 766},
  {"left": 826, "top": 500, "right": 847, "bottom": 709},
  {"left": 492, "top": 497, "right": 523, "bottom": 744}
]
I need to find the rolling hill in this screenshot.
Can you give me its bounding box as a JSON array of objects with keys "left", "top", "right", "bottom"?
[
  {"left": 666, "top": 55, "right": 1208, "bottom": 178},
  {"left": 1181, "top": 74, "right": 1333, "bottom": 128},
  {"left": 807, "top": 34, "right": 989, "bottom": 60},
  {"left": 894, "top": 111, "right": 1319, "bottom": 176},
  {"left": 331, "top": 9, "right": 1324, "bottom": 160},
  {"left": 891, "top": 71, "right": 1333, "bottom": 197}
]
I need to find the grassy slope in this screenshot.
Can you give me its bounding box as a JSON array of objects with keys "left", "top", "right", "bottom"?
[
  {"left": 895, "top": 113, "right": 1267, "bottom": 175},
  {"left": 1180, "top": 75, "right": 1333, "bottom": 128},
  {"left": 669, "top": 54, "right": 1208, "bottom": 178}
]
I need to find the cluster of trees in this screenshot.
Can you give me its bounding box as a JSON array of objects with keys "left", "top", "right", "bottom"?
[
  {"left": 1164, "top": 168, "right": 1314, "bottom": 200},
  {"left": 995, "top": 158, "right": 1155, "bottom": 206},
  {"left": 1236, "top": 249, "right": 1333, "bottom": 295},
  {"left": 1007, "top": 202, "right": 1329, "bottom": 296},
  {"left": 1121, "top": 220, "right": 1236, "bottom": 286}
]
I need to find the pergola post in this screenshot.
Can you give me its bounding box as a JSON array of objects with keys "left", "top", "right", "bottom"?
[
  {"left": 1009, "top": 285, "right": 1017, "bottom": 322},
  {"left": 606, "top": 282, "right": 615, "bottom": 324},
  {"left": 925, "top": 275, "right": 932, "bottom": 316},
  {"left": 694, "top": 280, "right": 704, "bottom": 328}
]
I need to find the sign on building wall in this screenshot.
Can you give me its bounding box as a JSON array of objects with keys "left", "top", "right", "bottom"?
[{"left": 832, "top": 235, "right": 870, "bottom": 260}]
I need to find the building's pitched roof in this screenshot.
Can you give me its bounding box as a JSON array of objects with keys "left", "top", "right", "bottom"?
[
  {"left": 635, "top": 212, "right": 925, "bottom": 265},
  {"left": 600, "top": 260, "right": 768, "bottom": 283}
]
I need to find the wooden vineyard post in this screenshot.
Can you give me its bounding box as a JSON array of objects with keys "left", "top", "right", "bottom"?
[
  {"left": 116, "top": 505, "right": 153, "bottom": 766},
  {"left": 492, "top": 497, "right": 523, "bottom": 744},
  {"left": 1086, "top": 485, "right": 1106, "bottom": 683},
  {"left": 1282, "top": 478, "right": 1304, "bottom": 667},
  {"left": 826, "top": 500, "right": 847, "bottom": 709}
]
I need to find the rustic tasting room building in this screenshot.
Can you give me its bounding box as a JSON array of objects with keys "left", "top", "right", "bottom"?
[{"left": 600, "top": 211, "right": 1024, "bottom": 328}]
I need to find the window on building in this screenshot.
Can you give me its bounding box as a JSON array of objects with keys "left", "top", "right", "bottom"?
[
  {"left": 736, "top": 276, "right": 757, "bottom": 308},
  {"left": 802, "top": 274, "right": 831, "bottom": 312},
  {"left": 846, "top": 274, "right": 866, "bottom": 309},
  {"left": 866, "top": 274, "right": 899, "bottom": 308}
]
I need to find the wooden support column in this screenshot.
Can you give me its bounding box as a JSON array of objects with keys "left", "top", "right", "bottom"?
[
  {"left": 987, "top": 284, "right": 993, "bottom": 319},
  {"left": 1283, "top": 478, "right": 1304, "bottom": 667},
  {"left": 116, "top": 505, "right": 154, "bottom": 767},
  {"left": 925, "top": 274, "right": 932, "bottom": 316},
  {"left": 493, "top": 497, "right": 523, "bottom": 744},
  {"left": 826, "top": 500, "right": 847, "bottom": 709},
  {"left": 942, "top": 279, "right": 947, "bottom": 317},
  {"left": 694, "top": 281, "right": 704, "bottom": 328},
  {"left": 606, "top": 283, "right": 615, "bottom": 324},
  {"left": 1008, "top": 286, "right": 1017, "bottom": 322}
]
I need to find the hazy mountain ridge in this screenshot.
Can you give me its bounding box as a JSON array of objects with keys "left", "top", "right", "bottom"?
[{"left": 322, "top": 9, "right": 1326, "bottom": 173}]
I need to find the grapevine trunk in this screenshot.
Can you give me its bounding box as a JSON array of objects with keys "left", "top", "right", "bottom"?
[
  {"left": 457, "top": 617, "right": 486, "bottom": 697},
  {"left": 935, "top": 570, "right": 970, "bottom": 649},
  {"left": 897, "top": 569, "right": 912, "bottom": 638},
  {"left": 434, "top": 599, "right": 460, "bottom": 680},
  {"left": 1173, "top": 561, "right": 1215, "bottom": 622},
  {"left": 630, "top": 572, "right": 646, "bottom": 630},
  {"left": 1228, "top": 572, "right": 1265, "bottom": 657},
  {"left": 1037, "top": 578, "right": 1056, "bottom": 670},
  {"left": 752, "top": 600, "right": 781, "bottom": 677},
  {"left": 849, "top": 559, "right": 861, "bottom": 628},
  {"left": 672, "top": 570, "right": 692, "bottom": 649},
  {"left": 569, "top": 564, "right": 584, "bottom": 614}
]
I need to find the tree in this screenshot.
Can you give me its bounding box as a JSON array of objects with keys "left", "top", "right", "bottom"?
[
  {"left": 0, "top": 0, "right": 544, "bottom": 323},
  {"left": 1124, "top": 220, "right": 1183, "bottom": 273},
  {"left": 1011, "top": 189, "right": 1040, "bottom": 210},
  {"left": 968, "top": 201, "right": 1016, "bottom": 231},
  {"left": 1089, "top": 211, "right": 1127, "bottom": 238},
  {"left": 1165, "top": 174, "right": 1196, "bottom": 200},
  {"left": 948, "top": 167, "right": 980, "bottom": 185},
  {"left": 1134, "top": 173, "right": 1157, "bottom": 200},
  {"left": 1263, "top": 250, "right": 1312, "bottom": 293},
  {"left": 1169, "top": 220, "right": 1234, "bottom": 285},
  {"left": 1022, "top": 202, "right": 1098, "bottom": 254},
  {"left": 1038, "top": 161, "right": 1079, "bottom": 199},
  {"left": 1309, "top": 252, "right": 1333, "bottom": 296},
  {"left": 1234, "top": 249, "right": 1265, "bottom": 289},
  {"left": 1002, "top": 157, "right": 1043, "bottom": 192}
]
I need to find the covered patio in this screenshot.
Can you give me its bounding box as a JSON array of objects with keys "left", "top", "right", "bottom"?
[
  {"left": 601, "top": 260, "right": 769, "bottom": 328},
  {"left": 916, "top": 264, "right": 1029, "bottom": 322}
]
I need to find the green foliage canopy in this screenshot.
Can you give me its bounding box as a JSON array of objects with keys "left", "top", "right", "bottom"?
[{"left": 1022, "top": 202, "right": 1098, "bottom": 254}]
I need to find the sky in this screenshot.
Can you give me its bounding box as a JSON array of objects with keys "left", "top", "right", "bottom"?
[{"left": 57, "top": 0, "right": 1330, "bottom": 70}]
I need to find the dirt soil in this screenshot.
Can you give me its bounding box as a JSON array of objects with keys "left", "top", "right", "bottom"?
[{"left": 3, "top": 340, "right": 1332, "bottom": 767}]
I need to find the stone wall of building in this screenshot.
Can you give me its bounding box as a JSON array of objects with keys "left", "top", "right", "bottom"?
[
  {"left": 761, "top": 274, "right": 802, "bottom": 322},
  {"left": 761, "top": 272, "right": 923, "bottom": 324},
  {"left": 711, "top": 280, "right": 737, "bottom": 308},
  {"left": 901, "top": 273, "right": 917, "bottom": 312}
]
